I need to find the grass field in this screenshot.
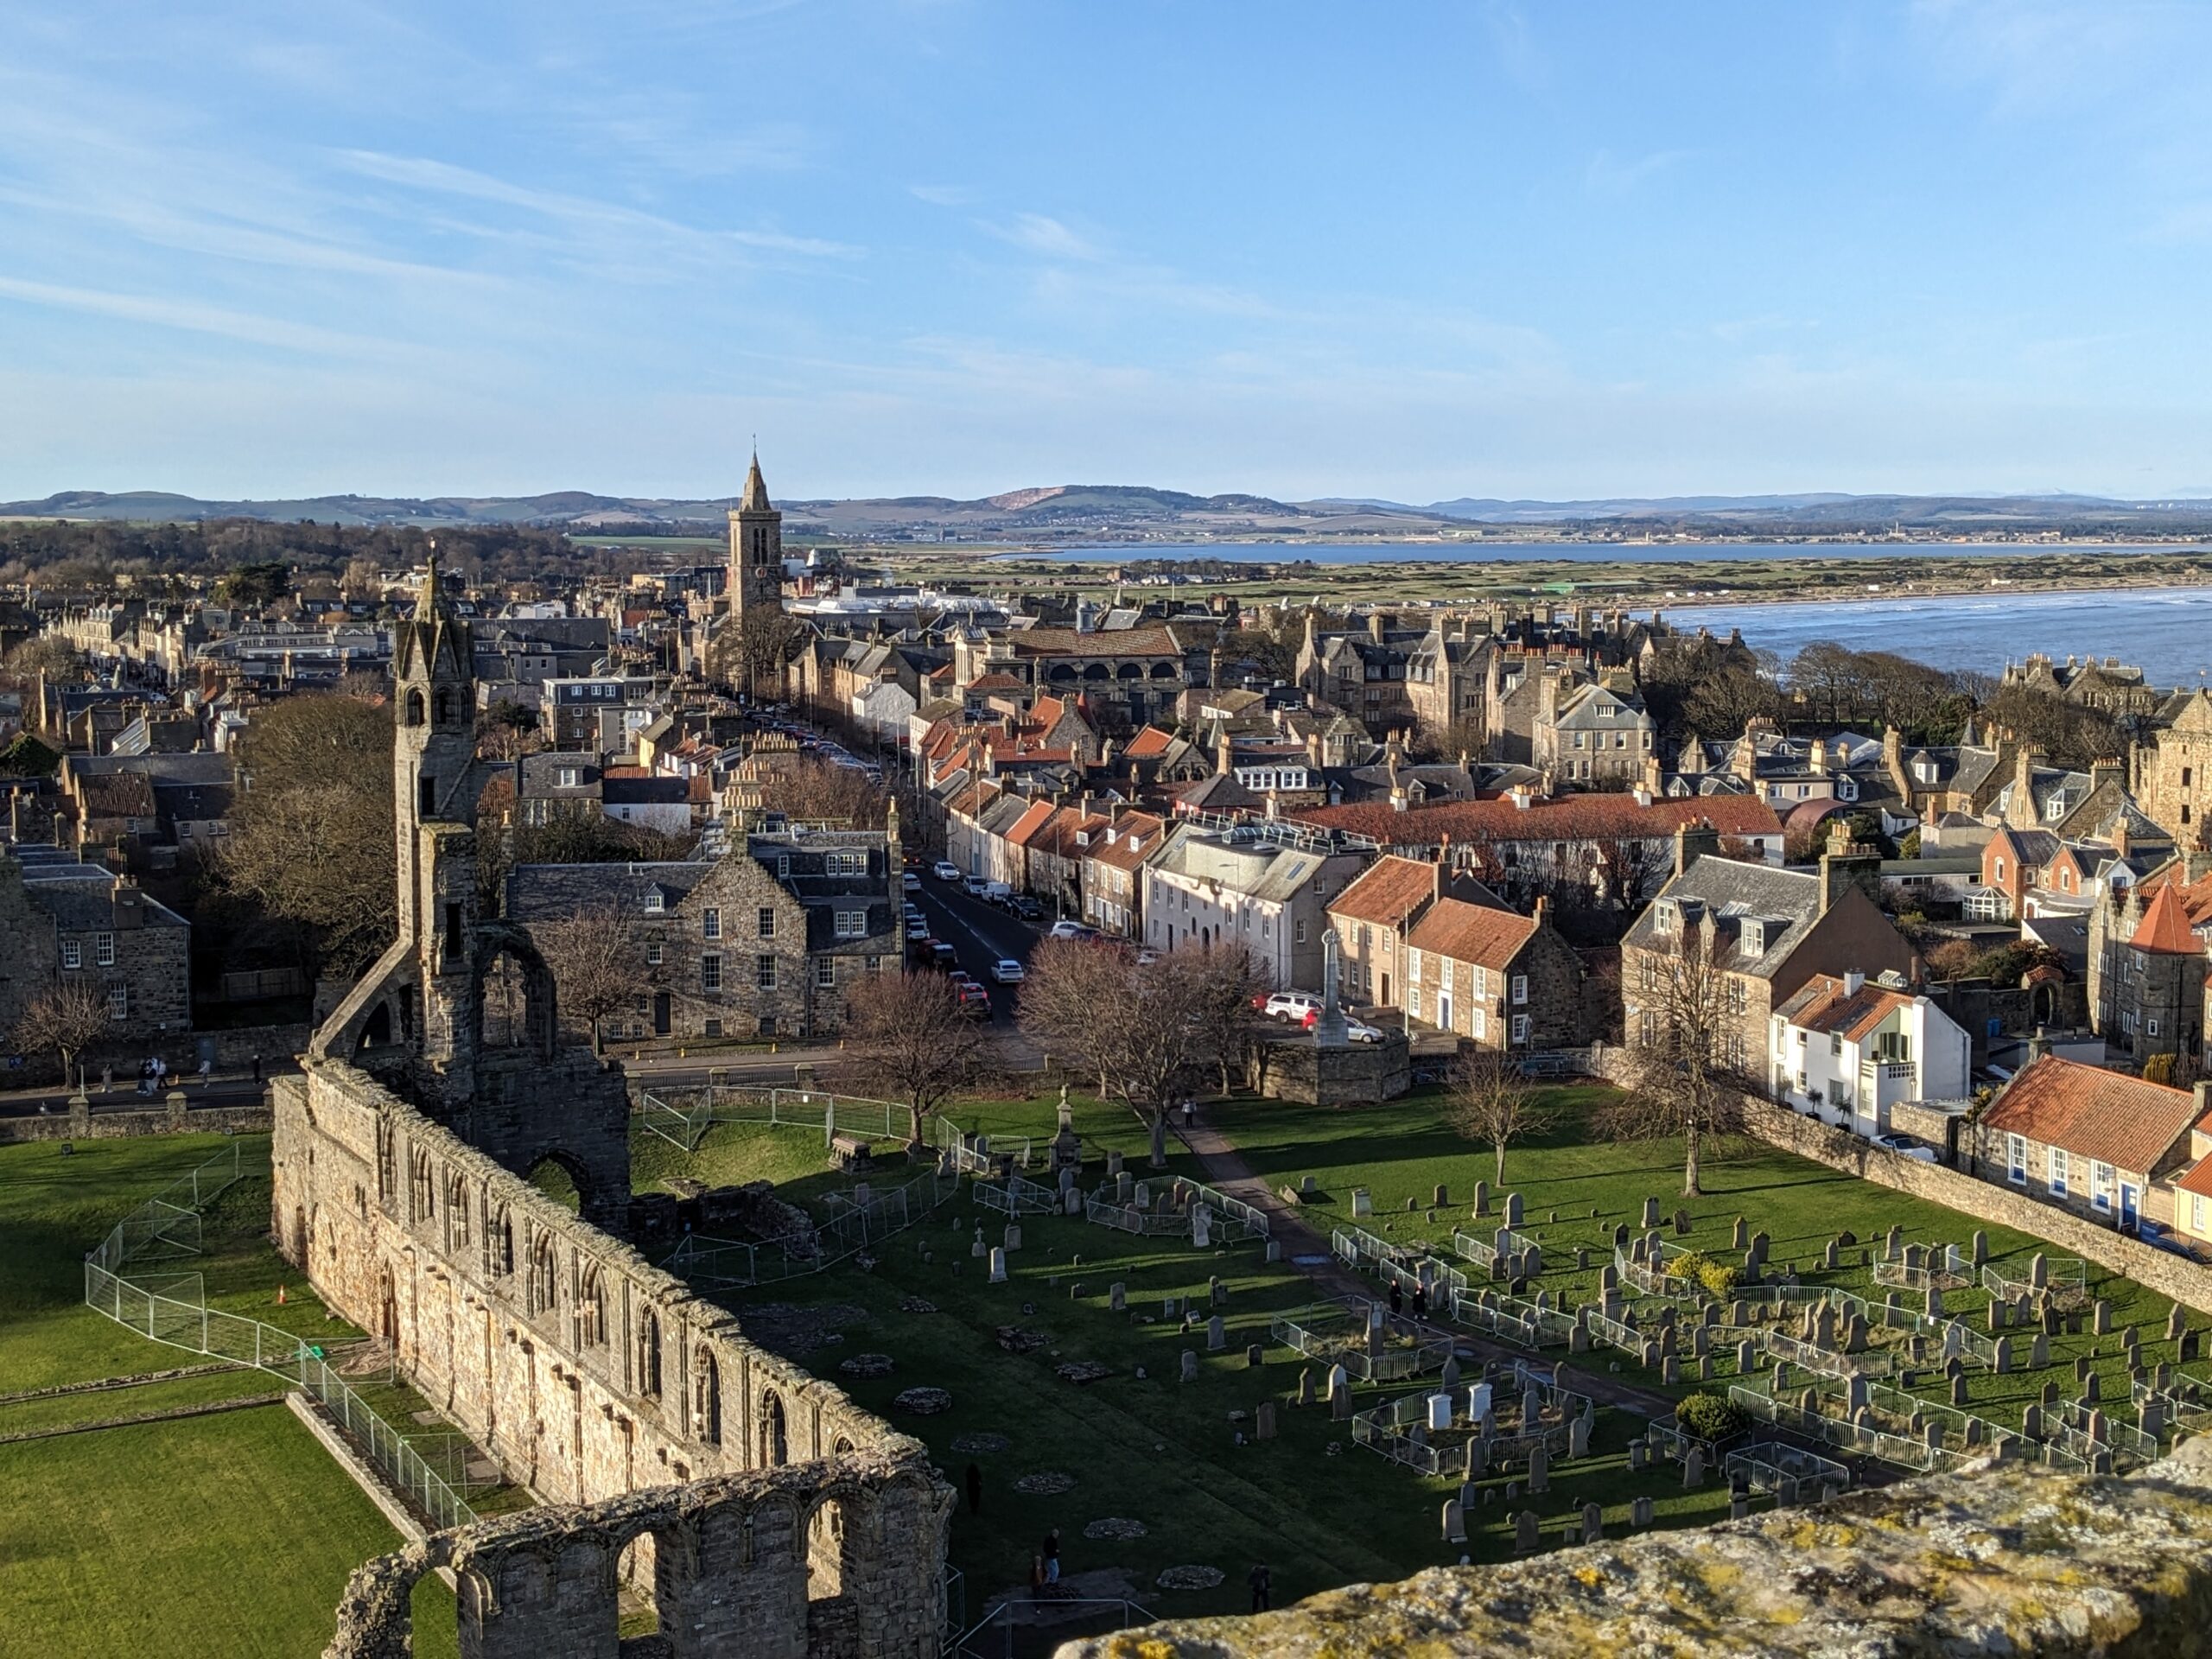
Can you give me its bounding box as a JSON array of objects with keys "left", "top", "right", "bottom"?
[
  {"left": 648, "top": 1086, "right": 1740, "bottom": 1627},
  {"left": 0, "top": 1133, "right": 510, "bottom": 1656},
  {"left": 0, "top": 1403, "right": 458, "bottom": 1659},
  {"left": 1209, "top": 1085, "right": 2189, "bottom": 1433}
]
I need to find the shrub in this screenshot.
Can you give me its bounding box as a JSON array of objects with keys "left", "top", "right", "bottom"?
[
  {"left": 1675, "top": 1391, "right": 1746, "bottom": 1444},
  {"left": 1662, "top": 1248, "right": 1740, "bottom": 1302}
]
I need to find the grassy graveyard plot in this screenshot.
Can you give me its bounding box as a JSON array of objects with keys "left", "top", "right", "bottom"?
[
  {"left": 1211, "top": 1088, "right": 2193, "bottom": 1443},
  {"left": 0, "top": 1402, "right": 460, "bottom": 1659},
  {"left": 649, "top": 1090, "right": 1739, "bottom": 1623}
]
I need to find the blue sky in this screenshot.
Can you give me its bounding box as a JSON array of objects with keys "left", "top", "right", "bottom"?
[{"left": 3, "top": 1, "right": 2210, "bottom": 502}]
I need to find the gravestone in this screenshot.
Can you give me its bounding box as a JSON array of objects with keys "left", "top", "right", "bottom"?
[
  {"left": 1732, "top": 1216, "right": 1749, "bottom": 1250},
  {"left": 1265, "top": 1239, "right": 1281, "bottom": 1264},
  {"left": 1106, "top": 1149, "right": 1123, "bottom": 1179},
  {"left": 1993, "top": 1336, "right": 2013, "bottom": 1376},
  {"left": 1327, "top": 1363, "right": 1351, "bottom": 1402},
  {"left": 1527, "top": 1444, "right": 1549, "bottom": 1494},
  {"left": 1427, "top": 1392, "right": 1454, "bottom": 1432},
  {"left": 1631, "top": 1496, "right": 1655, "bottom": 1528},
  {"left": 2143, "top": 1398, "right": 2167, "bottom": 1440},
  {"left": 1442, "top": 1498, "right": 1465, "bottom": 1543},
  {"left": 1950, "top": 1374, "right": 1968, "bottom": 1408},
  {"left": 1628, "top": 1440, "right": 1647, "bottom": 1471},
  {"left": 1514, "top": 1510, "right": 1540, "bottom": 1554},
  {"left": 1116, "top": 1171, "right": 1134, "bottom": 1203},
  {"left": 1737, "top": 1338, "right": 1758, "bottom": 1374},
  {"left": 1674, "top": 1208, "right": 1691, "bottom": 1236},
  {"left": 1434, "top": 1182, "right": 1450, "bottom": 1207},
  {"left": 972, "top": 1227, "right": 988, "bottom": 1258},
  {"left": 2082, "top": 1370, "right": 2101, "bottom": 1404},
  {"left": 1581, "top": 1501, "right": 1603, "bottom": 1541},
  {"left": 1472, "top": 1179, "right": 1490, "bottom": 1217},
  {"left": 1925, "top": 1287, "right": 1944, "bottom": 1320},
  {"left": 1885, "top": 1224, "right": 1904, "bottom": 1262},
  {"left": 1662, "top": 1355, "right": 1681, "bottom": 1386},
  {"left": 1505, "top": 1192, "right": 1526, "bottom": 1228},
  {"left": 2168, "top": 1305, "right": 2188, "bottom": 1343},
  {"left": 988, "top": 1248, "right": 1008, "bottom": 1284},
  {"left": 1109, "top": 1281, "right": 1127, "bottom": 1313},
  {"left": 1351, "top": 1188, "right": 1372, "bottom": 1218},
  {"left": 1972, "top": 1230, "right": 1988, "bottom": 1267},
  {"left": 2184, "top": 1330, "right": 2202, "bottom": 1363},
  {"left": 1441, "top": 1357, "right": 1461, "bottom": 1390},
  {"left": 1822, "top": 1239, "right": 1840, "bottom": 1271},
  {"left": 1683, "top": 1447, "right": 1705, "bottom": 1487},
  {"left": 2093, "top": 1299, "right": 2113, "bottom": 1337},
  {"left": 1641, "top": 1197, "right": 1661, "bottom": 1228},
  {"left": 2030, "top": 1253, "right": 2048, "bottom": 1290},
  {"left": 1005, "top": 1223, "right": 1023, "bottom": 1252},
  {"left": 1206, "top": 1315, "right": 1226, "bottom": 1351},
  {"left": 1255, "top": 1402, "right": 1277, "bottom": 1440},
  {"left": 1180, "top": 1351, "right": 1199, "bottom": 1382},
  {"left": 1245, "top": 1344, "right": 1264, "bottom": 1369},
  {"left": 1192, "top": 1207, "right": 1212, "bottom": 1249},
  {"left": 1568, "top": 1412, "right": 1591, "bottom": 1459},
  {"left": 1210, "top": 1275, "right": 1227, "bottom": 1307},
  {"left": 1467, "top": 1438, "right": 1490, "bottom": 1478},
  {"left": 2031, "top": 1332, "right": 2050, "bottom": 1369},
  {"left": 1296, "top": 1370, "right": 1315, "bottom": 1408},
  {"left": 1612, "top": 1223, "right": 1630, "bottom": 1249}
]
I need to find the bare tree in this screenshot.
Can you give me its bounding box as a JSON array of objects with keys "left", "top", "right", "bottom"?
[
  {"left": 1608, "top": 926, "right": 1751, "bottom": 1195},
  {"left": 1444, "top": 1048, "right": 1554, "bottom": 1184},
  {"left": 1017, "top": 937, "right": 1128, "bottom": 1102},
  {"left": 1189, "top": 944, "right": 1272, "bottom": 1094},
  {"left": 218, "top": 691, "right": 396, "bottom": 974},
  {"left": 530, "top": 905, "right": 634, "bottom": 1054},
  {"left": 1019, "top": 940, "right": 1211, "bottom": 1166},
  {"left": 844, "top": 971, "right": 986, "bottom": 1143},
  {"left": 11, "top": 979, "right": 112, "bottom": 1084},
  {"left": 711, "top": 609, "right": 807, "bottom": 702},
  {"left": 772, "top": 757, "right": 891, "bottom": 829}
]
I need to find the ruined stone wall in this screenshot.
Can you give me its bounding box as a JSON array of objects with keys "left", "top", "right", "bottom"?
[
  {"left": 0, "top": 1097, "right": 271, "bottom": 1144},
  {"left": 1064, "top": 1442, "right": 2212, "bottom": 1659},
  {"left": 271, "top": 1058, "right": 906, "bottom": 1510},
  {"left": 327, "top": 1447, "right": 950, "bottom": 1659}
]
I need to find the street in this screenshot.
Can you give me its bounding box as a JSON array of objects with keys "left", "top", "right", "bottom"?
[{"left": 908, "top": 874, "right": 1045, "bottom": 1028}]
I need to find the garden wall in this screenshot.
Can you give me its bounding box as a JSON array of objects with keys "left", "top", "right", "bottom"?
[
  {"left": 0, "top": 1096, "right": 272, "bottom": 1143},
  {"left": 1592, "top": 1049, "right": 2212, "bottom": 1317}
]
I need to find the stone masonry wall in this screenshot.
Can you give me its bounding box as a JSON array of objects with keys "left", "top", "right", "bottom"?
[
  {"left": 1065, "top": 1441, "right": 2212, "bottom": 1658},
  {"left": 0, "top": 1097, "right": 271, "bottom": 1144},
  {"left": 270, "top": 1059, "right": 905, "bottom": 1509}
]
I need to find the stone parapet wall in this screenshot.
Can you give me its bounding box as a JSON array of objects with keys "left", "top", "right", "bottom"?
[{"left": 1064, "top": 1443, "right": 2212, "bottom": 1658}]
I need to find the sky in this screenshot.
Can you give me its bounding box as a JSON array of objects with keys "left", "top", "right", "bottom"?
[{"left": 3, "top": 1, "right": 2212, "bottom": 504}]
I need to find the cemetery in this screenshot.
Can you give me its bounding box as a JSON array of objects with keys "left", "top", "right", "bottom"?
[{"left": 641, "top": 1084, "right": 1753, "bottom": 1623}]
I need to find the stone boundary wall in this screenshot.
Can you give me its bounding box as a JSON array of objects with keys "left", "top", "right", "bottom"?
[
  {"left": 270, "top": 1058, "right": 913, "bottom": 1510},
  {"left": 1592, "top": 1052, "right": 2212, "bottom": 1318},
  {"left": 0, "top": 1098, "right": 272, "bottom": 1144}
]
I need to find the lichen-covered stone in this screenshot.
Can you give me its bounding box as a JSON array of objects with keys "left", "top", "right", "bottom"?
[{"left": 1064, "top": 1442, "right": 2212, "bottom": 1658}]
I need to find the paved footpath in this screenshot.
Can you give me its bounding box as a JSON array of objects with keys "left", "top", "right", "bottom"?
[{"left": 1169, "top": 1107, "right": 1677, "bottom": 1420}]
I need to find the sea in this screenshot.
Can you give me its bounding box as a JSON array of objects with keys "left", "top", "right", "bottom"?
[{"left": 1010, "top": 540, "right": 2212, "bottom": 683}]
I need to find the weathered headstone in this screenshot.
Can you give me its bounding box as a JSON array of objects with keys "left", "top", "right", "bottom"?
[
  {"left": 1441, "top": 1497, "right": 1465, "bottom": 1543},
  {"left": 1514, "top": 1510, "right": 1540, "bottom": 1554},
  {"left": 988, "top": 1247, "right": 1008, "bottom": 1284},
  {"left": 1505, "top": 1192, "right": 1526, "bottom": 1228},
  {"left": 1683, "top": 1447, "right": 1705, "bottom": 1487},
  {"left": 1971, "top": 1230, "right": 1989, "bottom": 1267},
  {"left": 2031, "top": 1332, "right": 2050, "bottom": 1369},
  {"left": 1296, "top": 1369, "right": 1315, "bottom": 1408},
  {"left": 1527, "top": 1444, "right": 1549, "bottom": 1494},
  {"left": 1351, "top": 1188, "right": 1372, "bottom": 1219},
  {"left": 1180, "top": 1350, "right": 1199, "bottom": 1382},
  {"left": 1581, "top": 1500, "right": 1604, "bottom": 1541},
  {"left": 1568, "top": 1412, "right": 1591, "bottom": 1459},
  {"left": 1206, "top": 1314, "right": 1226, "bottom": 1351},
  {"left": 1255, "top": 1402, "right": 1278, "bottom": 1440},
  {"left": 1641, "top": 1196, "right": 1661, "bottom": 1228},
  {"left": 1472, "top": 1179, "right": 1490, "bottom": 1217},
  {"left": 1245, "top": 1344, "right": 1264, "bottom": 1369},
  {"left": 2030, "top": 1253, "right": 2048, "bottom": 1290},
  {"left": 2093, "top": 1299, "right": 2113, "bottom": 1337},
  {"left": 1109, "top": 1281, "right": 1127, "bottom": 1313},
  {"left": 1631, "top": 1496, "right": 1655, "bottom": 1527},
  {"left": 1628, "top": 1440, "right": 1647, "bottom": 1472},
  {"left": 1993, "top": 1336, "right": 2013, "bottom": 1375}
]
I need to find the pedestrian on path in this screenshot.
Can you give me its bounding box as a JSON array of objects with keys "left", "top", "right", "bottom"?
[
  {"left": 1042, "top": 1529, "right": 1060, "bottom": 1585},
  {"left": 1249, "top": 1562, "right": 1272, "bottom": 1612}
]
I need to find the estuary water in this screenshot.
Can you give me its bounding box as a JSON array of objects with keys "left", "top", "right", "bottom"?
[
  {"left": 1657, "top": 586, "right": 2212, "bottom": 686},
  {"left": 1020, "top": 539, "right": 2208, "bottom": 566}
]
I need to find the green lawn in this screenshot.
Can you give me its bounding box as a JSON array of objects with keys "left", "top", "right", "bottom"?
[
  {"left": 1211, "top": 1086, "right": 2190, "bottom": 1435},
  {"left": 647, "top": 1088, "right": 1739, "bottom": 1625},
  {"left": 0, "top": 1403, "right": 457, "bottom": 1659}
]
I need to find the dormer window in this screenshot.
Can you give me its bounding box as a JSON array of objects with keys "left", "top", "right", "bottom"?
[
  {"left": 644, "top": 890, "right": 664, "bottom": 913},
  {"left": 558, "top": 766, "right": 581, "bottom": 788}
]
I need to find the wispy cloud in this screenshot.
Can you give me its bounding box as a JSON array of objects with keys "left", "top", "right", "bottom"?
[
  {"left": 0, "top": 275, "right": 393, "bottom": 358},
  {"left": 909, "top": 183, "right": 973, "bottom": 207},
  {"left": 335, "top": 149, "right": 858, "bottom": 259},
  {"left": 1585, "top": 147, "right": 1694, "bottom": 195},
  {"left": 977, "top": 212, "right": 1102, "bottom": 262}
]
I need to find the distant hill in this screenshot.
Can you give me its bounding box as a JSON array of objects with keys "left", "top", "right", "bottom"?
[{"left": 9, "top": 485, "right": 2212, "bottom": 541}]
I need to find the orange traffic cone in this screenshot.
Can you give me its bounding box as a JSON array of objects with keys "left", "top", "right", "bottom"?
[{"left": 276, "top": 1284, "right": 287, "bottom": 1306}]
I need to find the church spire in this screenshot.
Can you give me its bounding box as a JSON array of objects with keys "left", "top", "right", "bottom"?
[{"left": 741, "top": 448, "right": 771, "bottom": 512}]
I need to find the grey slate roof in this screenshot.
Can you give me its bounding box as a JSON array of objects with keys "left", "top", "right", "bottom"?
[{"left": 1623, "top": 856, "right": 1824, "bottom": 980}]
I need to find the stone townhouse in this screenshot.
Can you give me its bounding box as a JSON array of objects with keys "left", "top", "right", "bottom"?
[
  {"left": 2133, "top": 689, "right": 2212, "bottom": 842},
  {"left": 2087, "top": 868, "right": 2212, "bottom": 1065},
  {"left": 1325, "top": 852, "right": 1498, "bottom": 1008},
  {"left": 955, "top": 625, "right": 1187, "bottom": 729},
  {"left": 1403, "top": 894, "right": 1586, "bottom": 1052},
  {"left": 1080, "top": 810, "right": 1167, "bottom": 939},
  {"left": 1023, "top": 802, "right": 1107, "bottom": 919},
  {"left": 2, "top": 844, "right": 191, "bottom": 1074},
  {"left": 1287, "top": 791, "right": 1784, "bottom": 911},
  {"left": 1142, "top": 817, "right": 1376, "bottom": 990},
  {"left": 505, "top": 825, "right": 898, "bottom": 1043},
  {"left": 515, "top": 753, "right": 605, "bottom": 825},
  {"left": 1620, "top": 826, "right": 1918, "bottom": 1077},
  {"left": 1977, "top": 825, "right": 2063, "bottom": 921},
  {"left": 1974, "top": 1051, "right": 2202, "bottom": 1234},
  {"left": 1295, "top": 612, "right": 1422, "bottom": 733},
  {"left": 1531, "top": 673, "right": 1655, "bottom": 786},
  {"left": 1406, "top": 620, "right": 1497, "bottom": 748},
  {"left": 1769, "top": 971, "right": 1974, "bottom": 1138},
  {"left": 2162, "top": 1108, "right": 2212, "bottom": 1250}
]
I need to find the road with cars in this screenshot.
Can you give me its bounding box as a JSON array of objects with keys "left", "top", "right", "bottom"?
[{"left": 904, "top": 869, "right": 1052, "bottom": 1027}]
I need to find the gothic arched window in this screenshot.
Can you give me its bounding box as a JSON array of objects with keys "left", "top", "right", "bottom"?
[{"left": 404, "top": 689, "right": 426, "bottom": 727}]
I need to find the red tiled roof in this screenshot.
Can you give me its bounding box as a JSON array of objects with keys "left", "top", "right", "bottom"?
[
  {"left": 1087, "top": 811, "right": 1165, "bottom": 871},
  {"left": 1328, "top": 855, "right": 1440, "bottom": 926},
  {"left": 1123, "top": 726, "right": 1177, "bottom": 760},
  {"left": 2171, "top": 1136, "right": 2212, "bottom": 1201},
  {"left": 1004, "top": 798, "right": 1058, "bottom": 848},
  {"left": 1981, "top": 1055, "right": 2199, "bottom": 1177},
  {"left": 1404, "top": 896, "right": 1535, "bottom": 969},
  {"left": 966, "top": 672, "right": 1024, "bottom": 691},
  {"left": 1285, "top": 793, "right": 1782, "bottom": 846},
  {"left": 1773, "top": 974, "right": 1916, "bottom": 1040},
  {"left": 2132, "top": 882, "right": 2201, "bottom": 954}
]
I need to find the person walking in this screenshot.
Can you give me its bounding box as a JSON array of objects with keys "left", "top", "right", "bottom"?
[
  {"left": 1249, "top": 1562, "right": 1272, "bottom": 1612},
  {"left": 1388, "top": 1281, "right": 1402, "bottom": 1316},
  {"left": 1041, "top": 1528, "right": 1060, "bottom": 1586},
  {"left": 964, "top": 1462, "right": 982, "bottom": 1515},
  {"left": 1412, "top": 1283, "right": 1429, "bottom": 1320}
]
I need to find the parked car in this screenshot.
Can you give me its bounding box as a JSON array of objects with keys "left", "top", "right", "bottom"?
[
  {"left": 1009, "top": 897, "right": 1044, "bottom": 922},
  {"left": 932, "top": 861, "right": 962, "bottom": 881},
  {"left": 963, "top": 875, "right": 991, "bottom": 897},
  {"left": 988, "top": 957, "right": 1027, "bottom": 984},
  {"left": 1046, "top": 920, "right": 1096, "bottom": 942},
  {"left": 1299, "top": 1007, "right": 1383, "bottom": 1043},
  {"left": 1263, "top": 991, "right": 1322, "bottom": 1022},
  {"left": 929, "top": 940, "right": 957, "bottom": 966},
  {"left": 902, "top": 872, "right": 922, "bottom": 892},
  {"left": 1872, "top": 1133, "right": 1938, "bottom": 1164}
]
